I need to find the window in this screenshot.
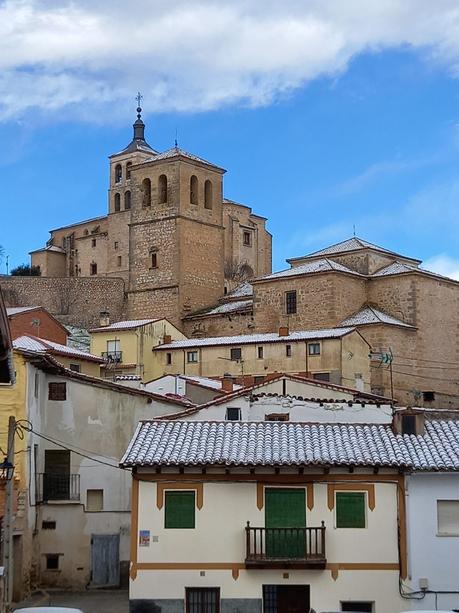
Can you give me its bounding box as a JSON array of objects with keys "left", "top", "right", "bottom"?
[
  {"left": 48, "top": 382, "right": 66, "bottom": 401},
  {"left": 341, "top": 603, "right": 373, "bottom": 612},
  {"left": 90, "top": 262, "right": 97, "bottom": 275},
  {"left": 114, "top": 193, "right": 121, "bottom": 212},
  {"left": 92, "top": 238, "right": 97, "bottom": 247},
  {"left": 165, "top": 491, "right": 195, "bottom": 528},
  {"left": 254, "top": 375, "right": 265, "bottom": 384},
  {"left": 166, "top": 353, "right": 172, "bottom": 365},
  {"left": 186, "top": 588, "right": 220, "bottom": 613},
  {"left": 151, "top": 252, "right": 158, "bottom": 269},
  {"left": 45, "top": 554, "right": 60, "bottom": 570},
  {"left": 308, "top": 342, "right": 320, "bottom": 356},
  {"left": 243, "top": 231, "right": 252, "bottom": 246},
  {"left": 230, "top": 347, "right": 242, "bottom": 361},
  {"left": 69, "top": 363, "right": 81, "bottom": 373},
  {"left": 117, "top": 255, "right": 122, "bottom": 267},
  {"left": 265, "top": 413, "right": 289, "bottom": 421},
  {"left": 401, "top": 414, "right": 416, "bottom": 435},
  {"left": 285, "top": 344, "right": 292, "bottom": 357},
  {"left": 114, "top": 241, "right": 119, "bottom": 250},
  {"left": 336, "top": 492, "right": 366, "bottom": 528},
  {"left": 42, "top": 521, "right": 56, "bottom": 530},
  {"left": 190, "top": 175, "right": 198, "bottom": 204},
  {"left": 437, "top": 500, "right": 459, "bottom": 535},
  {"left": 124, "top": 191, "right": 131, "bottom": 210},
  {"left": 115, "top": 164, "right": 122, "bottom": 183},
  {"left": 204, "top": 180, "right": 213, "bottom": 209},
  {"left": 313, "top": 372, "right": 330, "bottom": 382},
  {"left": 257, "top": 346, "right": 264, "bottom": 359},
  {"left": 423, "top": 391, "right": 435, "bottom": 402},
  {"left": 285, "top": 290, "right": 297, "bottom": 315},
  {"left": 226, "top": 407, "right": 241, "bottom": 421},
  {"left": 126, "top": 161, "right": 132, "bottom": 180},
  {"left": 142, "top": 178, "right": 151, "bottom": 207},
  {"left": 187, "top": 351, "right": 198, "bottom": 363},
  {"left": 87, "top": 489, "right": 104, "bottom": 512},
  {"left": 158, "top": 174, "right": 168, "bottom": 204}
]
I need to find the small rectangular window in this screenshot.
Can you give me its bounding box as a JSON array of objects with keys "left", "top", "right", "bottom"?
[
  {"left": 341, "top": 603, "right": 373, "bottom": 612},
  {"left": 117, "top": 255, "right": 122, "bottom": 267},
  {"left": 254, "top": 376, "right": 265, "bottom": 384},
  {"left": 285, "top": 344, "right": 292, "bottom": 357},
  {"left": 69, "top": 363, "right": 81, "bottom": 373},
  {"left": 230, "top": 348, "right": 242, "bottom": 361},
  {"left": 423, "top": 391, "right": 435, "bottom": 402},
  {"left": 165, "top": 491, "right": 195, "bottom": 529},
  {"left": 226, "top": 407, "right": 241, "bottom": 421},
  {"left": 336, "top": 492, "right": 366, "bottom": 528},
  {"left": 313, "top": 372, "right": 330, "bottom": 382},
  {"left": 48, "top": 382, "right": 66, "bottom": 401},
  {"left": 187, "top": 351, "right": 198, "bottom": 363},
  {"left": 166, "top": 352, "right": 172, "bottom": 365},
  {"left": 285, "top": 290, "right": 297, "bottom": 314},
  {"left": 308, "top": 342, "right": 320, "bottom": 355},
  {"left": 86, "top": 489, "right": 104, "bottom": 512},
  {"left": 186, "top": 588, "right": 220, "bottom": 613},
  {"left": 151, "top": 252, "right": 158, "bottom": 269},
  {"left": 401, "top": 414, "right": 416, "bottom": 435},
  {"left": 265, "top": 413, "right": 289, "bottom": 421},
  {"left": 92, "top": 238, "right": 96, "bottom": 248},
  {"left": 45, "top": 554, "right": 60, "bottom": 570},
  {"left": 42, "top": 521, "right": 56, "bottom": 530},
  {"left": 243, "top": 231, "right": 252, "bottom": 246},
  {"left": 437, "top": 500, "right": 459, "bottom": 535},
  {"left": 114, "top": 241, "right": 119, "bottom": 250},
  {"left": 257, "top": 346, "right": 264, "bottom": 359},
  {"left": 90, "top": 263, "right": 97, "bottom": 275}
]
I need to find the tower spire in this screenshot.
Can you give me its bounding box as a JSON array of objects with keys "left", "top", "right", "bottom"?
[{"left": 133, "top": 91, "right": 146, "bottom": 141}]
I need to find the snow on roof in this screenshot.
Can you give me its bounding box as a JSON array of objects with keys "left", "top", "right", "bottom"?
[
  {"left": 226, "top": 282, "right": 253, "bottom": 298},
  {"left": 289, "top": 237, "right": 420, "bottom": 263},
  {"left": 7, "top": 306, "right": 40, "bottom": 316},
  {"left": 142, "top": 146, "right": 224, "bottom": 171},
  {"left": 180, "top": 375, "right": 242, "bottom": 391},
  {"left": 156, "top": 327, "right": 355, "bottom": 350},
  {"left": 255, "top": 259, "right": 364, "bottom": 282},
  {"left": 121, "top": 419, "right": 459, "bottom": 470},
  {"left": 340, "top": 306, "right": 414, "bottom": 328},
  {"left": 13, "top": 335, "right": 104, "bottom": 363},
  {"left": 29, "top": 245, "right": 66, "bottom": 254},
  {"left": 200, "top": 300, "right": 253, "bottom": 316},
  {"left": 90, "top": 318, "right": 160, "bottom": 332}
]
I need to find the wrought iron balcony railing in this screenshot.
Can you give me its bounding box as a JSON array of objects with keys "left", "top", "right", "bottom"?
[
  {"left": 101, "top": 351, "right": 123, "bottom": 363},
  {"left": 37, "top": 473, "right": 80, "bottom": 503}
]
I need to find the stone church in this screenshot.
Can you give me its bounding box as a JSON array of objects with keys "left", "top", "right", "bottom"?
[{"left": 30, "top": 107, "right": 272, "bottom": 326}]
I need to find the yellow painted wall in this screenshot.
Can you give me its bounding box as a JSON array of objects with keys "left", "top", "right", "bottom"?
[{"left": 53, "top": 356, "right": 101, "bottom": 378}]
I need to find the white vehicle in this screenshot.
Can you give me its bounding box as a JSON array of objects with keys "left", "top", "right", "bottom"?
[
  {"left": 399, "top": 610, "right": 459, "bottom": 613},
  {"left": 15, "top": 608, "right": 83, "bottom": 613}
]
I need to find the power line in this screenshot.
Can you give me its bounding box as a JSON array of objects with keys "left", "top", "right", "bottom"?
[{"left": 370, "top": 364, "right": 458, "bottom": 384}]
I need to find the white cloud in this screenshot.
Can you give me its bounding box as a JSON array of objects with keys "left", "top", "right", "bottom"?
[
  {"left": 423, "top": 254, "right": 459, "bottom": 280},
  {"left": 2, "top": 0, "right": 459, "bottom": 120}
]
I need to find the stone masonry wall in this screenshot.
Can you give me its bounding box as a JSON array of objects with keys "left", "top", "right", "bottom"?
[{"left": 0, "top": 276, "right": 126, "bottom": 329}]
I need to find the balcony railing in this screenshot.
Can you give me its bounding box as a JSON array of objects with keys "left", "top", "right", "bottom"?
[
  {"left": 245, "top": 521, "right": 326, "bottom": 569},
  {"left": 101, "top": 351, "right": 123, "bottom": 363},
  {"left": 36, "top": 473, "right": 80, "bottom": 503}
]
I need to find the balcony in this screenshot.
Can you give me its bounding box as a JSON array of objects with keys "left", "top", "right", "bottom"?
[
  {"left": 37, "top": 473, "right": 80, "bottom": 503},
  {"left": 101, "top": 351, "right": 123, "bottom": 363},
  {"left": 245, "top": 521, "right": 326, "bottom": 569}
]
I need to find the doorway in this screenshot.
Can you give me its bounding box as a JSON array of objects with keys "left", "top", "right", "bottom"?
[
  {"left": 263, "top": 585, "right": 310, "bottom": 613},
  {"left": 90, "top": 534, "right": 120, "bottom": 586}
]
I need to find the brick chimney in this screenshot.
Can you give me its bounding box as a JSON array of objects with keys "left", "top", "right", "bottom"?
[
  {"left": 221, "top": 373, "right": 234, "bottom": 393},
  {"left": 278, "top": 326, "right": 289, "bottom": 337},
  {"left": 163, "top": 334, "right": 172, "bottom": 344},
  {"left": 99, "top": 311, "right": 110, "bottom": 327}
]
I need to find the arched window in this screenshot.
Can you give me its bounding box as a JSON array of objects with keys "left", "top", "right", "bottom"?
[
  {"left": 124, "top": 191, "right": 131, "bottom": 210},
  {"left": 204, "top": 180, "right": 213, "bottom": 209},
  {"left": 158, "top": 174, "right": 167, "bottom": 204},
  {"left": 142, "top": 178, "right": 151, "bottom": 207},
  {"left": 115, "top": 164, "right": 122, "bottom": 184},
  {"left": 126, "top": 162, "right": 132, "bottom": 180},
  {"left": 190, "top": 175, "right": 198, "bottom": 205},
  {"left": 114, "top": 193, "right": 121, "bottom": 212}
]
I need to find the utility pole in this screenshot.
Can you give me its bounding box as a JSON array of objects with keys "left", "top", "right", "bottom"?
[{"left": 2, "top": 416, "right": 15, "bottom": 612}]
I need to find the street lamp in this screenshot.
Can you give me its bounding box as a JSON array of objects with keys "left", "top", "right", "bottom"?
[{"left": 0, "top": 460, "right": 14, "bottom": 483}]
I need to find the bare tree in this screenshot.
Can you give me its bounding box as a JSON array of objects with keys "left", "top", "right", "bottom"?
[{"left": 224, "top": 259, "right": 254, "bottom": 283}]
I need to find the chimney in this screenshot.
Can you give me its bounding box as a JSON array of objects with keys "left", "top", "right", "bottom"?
[
  {"left": 221, "top": 373, "right": 234, "bottom": 393},
  {"left": 99, "top": 311, "right": 110, "bottom": 327},
  {"left": 393, "top": 408, "right": 426, "bottom": 436},
  {"left": 278, "top": 326, "right": 289, "bottom": 337},
  {"left": 163, "top": 334, "right": 172, "bottom": 345}
]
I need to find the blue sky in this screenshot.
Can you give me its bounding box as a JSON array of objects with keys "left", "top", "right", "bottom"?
[{"left": 2, "top": 1, "right": 459, "bottom": 277}]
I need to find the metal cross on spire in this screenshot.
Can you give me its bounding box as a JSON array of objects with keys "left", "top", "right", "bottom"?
[{"left": 136, "top": 92, "right": 143, "bottom": 119}]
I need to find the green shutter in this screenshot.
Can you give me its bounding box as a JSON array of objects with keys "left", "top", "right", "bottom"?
[
  {"left": 165, "top": 491, "right": 195, "bottom": 529},
  {"left": 336, "top": 492, "right": 366, "bottom": 528},
  {"left": 265, "top": 489, "right": 306, "bottom": 557}
]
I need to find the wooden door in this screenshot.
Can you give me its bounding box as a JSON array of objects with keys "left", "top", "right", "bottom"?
[
  {"left": 90, "top": 534, "right": 120, "bottom": 586},
  {"left": 265, "top": 488, "right": 306, "bottom": 557}
]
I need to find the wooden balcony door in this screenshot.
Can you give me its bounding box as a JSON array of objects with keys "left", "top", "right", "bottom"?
[{"left": 265, "top": 488, "right": 306, "bottom": 558}]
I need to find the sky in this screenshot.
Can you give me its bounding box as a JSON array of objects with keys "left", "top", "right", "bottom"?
[{"left": 2, "top": 0, "right": 459, "bottom": 277}]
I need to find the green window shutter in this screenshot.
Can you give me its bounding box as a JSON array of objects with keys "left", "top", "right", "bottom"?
[
  {"left": 336, "top": 492, "right": 366, "bottom": 528},
  {"left": 265, "top": 488, "right": 306, "bottom": 528},
  {"left": 165, "top": 491, "right": 195, "bottom": 529}
]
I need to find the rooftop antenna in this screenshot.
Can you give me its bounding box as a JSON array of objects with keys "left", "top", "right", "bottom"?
[{"left": 353, "top": 224, "right": 356, "bottom": 237}]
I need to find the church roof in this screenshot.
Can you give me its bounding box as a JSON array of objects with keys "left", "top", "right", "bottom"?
[
  {"left": 287, "top": 237, "right": 421, "bottom": 265},
  {"left": 340, "top": 305, "right": 415, "bottom": 328},
  {"left": 142, "top": 146, "right": 225, "bottom": 172},
  {"left": 255, "top": 258, "right": 364, "bottom": 282}
]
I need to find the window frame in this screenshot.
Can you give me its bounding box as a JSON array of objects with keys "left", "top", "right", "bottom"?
[
  {"left": 285, "top": 290, "right": 297, "bottom": 315},
  {"left": 166, "top": 352, "right": 172, "bottom": 365},
  {"left": 165, "top": 490, "right": 196, "bottom": 529},
  {"left": 243, "top": 231, "right": 252, "bottom": 246},
  {"left": 285, "top": 344, "right": 292, "bottom": 358},
  {"left": 69, "top": 363, "right": 81, "bottom": 373},
  {"left": 308, "top": 342, "right": 321, "bottom": 356},
  {"left": 151, "top": 252, "right": 158, "bottom": 269},
  {"left": 437, "top": 499, "right": 459, "bottom": 536},
  {"left": 226, "top": 407, "right": 241, "bottom": 421},
  {"left": 48, "top": 382, "right": 67, "bottom": 401},
  {"left": 335, "top": 491, "right": 367, "bottom": 529},
  {"left": 186, "top": 587, "right": 220, "bottom": 613},
  {"left": 230, "top": 347, "right": 242, "bottom": 361},
  {"left": 257, "top": 346, "right": 264, "bottom": 359},
  {"left": 187, "top": 351, "right": 199, "bottom": 364}
]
